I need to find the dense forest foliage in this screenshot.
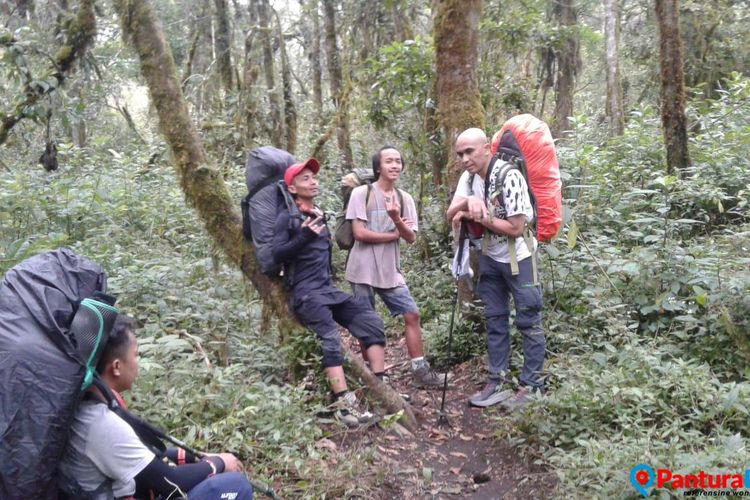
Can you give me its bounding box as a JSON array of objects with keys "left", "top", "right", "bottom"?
[{"left": 1, "top": 0, "right": 748, "bottom": 497}]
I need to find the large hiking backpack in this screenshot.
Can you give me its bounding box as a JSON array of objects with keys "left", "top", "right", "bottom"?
[
  {"left": 489, "top": 114, "right": 562, "bottom": 243},
  {"left": 241, "top": 146, "right": 300, "bottom": 275},
  {"left": 333, "top": 168, "right": 404, "bottom": 250},
  {"left": 0, "top": 248, "right": 118, "bottom": 500}
]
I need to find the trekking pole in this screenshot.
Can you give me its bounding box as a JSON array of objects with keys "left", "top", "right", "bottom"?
[
  {"left": 437, "top": 286, "right": 460, "bottom": 428},
  {"left": 437, "top": 222, "right": 469, "bottom": 428}
]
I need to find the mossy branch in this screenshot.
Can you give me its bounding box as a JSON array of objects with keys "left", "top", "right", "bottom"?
[
  {"left": 311, "top": 80, "right": 353, "bottom": 159},
  {"left": 0, "top": 0, "right": 97, "bottom": 146}
]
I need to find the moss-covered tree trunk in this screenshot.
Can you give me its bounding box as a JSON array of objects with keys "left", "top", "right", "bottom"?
[
  {"left": 604, "top": 0, "right": 624, "bottom": 137},
  {"left": 257, "top": 0, "right": 283, "bottom": 147},
  {"left": 434, "top": 0, "right": 484, "bottom": 312},
  {"left": 111, "top": 0, "right": 417, "bottom": 431},
  {"left": 551, "top": 0, "right": 579, "bottom": 139},
  {"left": 322, "top": 0, "right": 353, "bottom": 170},
  {"left": 213, "top": 0, "right": 234, "bottom": 91},
  {"left": 275, "top": 10, "right": 297, "bottom": 154},
  {"left": 655, "top": 0, "right": 690, "bottom": 173},
  {"left": 240, "top": 0, "right": 260, "bottom": 147},
  {"left": 433, "top": 0, "right": 485, "bottom": 192},
  {"left": 299, "top": 0, "right": 323, "bottom": 124}
]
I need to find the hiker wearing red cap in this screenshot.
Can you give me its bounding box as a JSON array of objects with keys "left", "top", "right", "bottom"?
[{"left": 272, "top": 158, "right": 386, "bottom": 427}]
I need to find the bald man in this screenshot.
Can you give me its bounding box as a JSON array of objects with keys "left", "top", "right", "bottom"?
[{"left": 446, "top": 128, "right": 546, "bottom": 410}]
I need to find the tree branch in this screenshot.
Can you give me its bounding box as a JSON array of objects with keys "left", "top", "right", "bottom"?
[{"left": 0, "top": 0, "right": 97, "bottom": 146}]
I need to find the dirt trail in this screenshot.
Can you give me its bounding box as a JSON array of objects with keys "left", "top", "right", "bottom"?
[{"left": 334, "top": 336, "right": 558, "bottom": 499}]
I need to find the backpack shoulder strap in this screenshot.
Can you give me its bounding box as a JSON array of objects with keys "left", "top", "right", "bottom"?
[
  {"left": 488, "top": 158, "right": 519, "bottom": 207},
  {"left": 90, "top": 375, "right": 167, "bottom": 456},
  {"left": 277, "top": 180, "right": 302, "bottom": 230},
  {"left": 364, "top": 183, "right": 373, "bottom": 210}
]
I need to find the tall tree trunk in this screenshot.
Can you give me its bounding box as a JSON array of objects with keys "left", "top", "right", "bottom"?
[
  {"left": 551, "top": 0, "right": 579, "bottom": 139},
  {"left": 604, "top": 0, "right": 624, "bottom": 136},
  {"left": 302, "top": 0, "right": 323, "bottom": 122},
  {"left": 434, "top": 0, "right": 485, "bottom": 312},
  {"left": 111, "top": 0, "right": 417, "bottom": 431},
  {"left": 655, "top": 0, "right": 690, "bottom": 173},
  {"left": 240, "top": 1, "right": 260, "bottom": 146},
  {"left": 433, "top": 0, "right": 485, "bottom": 191},
  {"left": 257, "top": 0, "right": 283, "bottom": 147},
  {"left": 275, "top": 10, "right": 297, "bottom": 154},
  {"left": 213, "top": 0, "right": 234, "bottom": 91},
  {"left": 68, "top": 78, "right": 87, "bottom": 147},
  {"left": 322, "top": 0, "right": 353, "bottom": 170},
  {"left": 182, "top": 1, "right": 208, "bottom": 89},
  {"left": 391, "top": 0, "right": 414, "bottom": 41}
]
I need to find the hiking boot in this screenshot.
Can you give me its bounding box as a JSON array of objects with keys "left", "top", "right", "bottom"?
[
  {"left": 501, "top": 386, "right": 535, "bottom": 411},
  {"left": 412, "top": 363, "right": 450, "bottom": 389},
  {"left": 333, "top": 392, "right": 376, "bottom": 427},
  {"left": 468, "top": 379, "right": 513, "bottom": 408}
]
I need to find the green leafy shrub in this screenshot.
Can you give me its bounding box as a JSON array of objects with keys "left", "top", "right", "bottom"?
[{"left": 499, "top": 338, "right": 750, "bottom": 498}]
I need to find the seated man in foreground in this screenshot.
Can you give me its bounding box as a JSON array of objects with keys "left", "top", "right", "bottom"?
[{"left": 59, "top": 315, "right": 253, "bottom": 499}]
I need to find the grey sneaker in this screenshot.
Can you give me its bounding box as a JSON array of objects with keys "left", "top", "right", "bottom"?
[
  {"left": 501, "top": 386, "right": 534, "bottom": 411},
  {"left": 412, "top": 363, "right": 450, "bottom": 388},
  {"left": 469, "top": 379, "right": 513, "bottom": 407},
  {"left": 333, "top": 392, "right": 376, "bottom": 427}
]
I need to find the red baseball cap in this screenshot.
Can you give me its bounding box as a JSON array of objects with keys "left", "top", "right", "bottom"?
[{"left": 284, "top": 158, "right": 320, "bottom": 187}]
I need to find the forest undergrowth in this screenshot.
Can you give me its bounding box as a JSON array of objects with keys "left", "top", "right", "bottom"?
[{"left": 1, "top": 78, "right": 749, "bottom": 498}]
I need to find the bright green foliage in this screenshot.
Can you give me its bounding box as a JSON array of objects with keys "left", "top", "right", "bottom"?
[
  {"left": 366, "top": 36, "right": 434, "bottom": 134},
  {"left": 0, "top": 141, "right": 371, "bottom": 496},
  {"left": 499, "top": 340, "right": 750, "bottom": 498}
]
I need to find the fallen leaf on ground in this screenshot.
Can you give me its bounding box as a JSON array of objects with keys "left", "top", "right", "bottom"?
[
  {"left": 442, "top": 484, "right": 463, "bottom": 494},
  {"left": 314, "top": 438, "right": 337, "bottom": 452},
  {"left": 449, "top": 451, "right": 468, "bottom": 459},
  {"left": 459, "top": 434, "right": 473, "bottom": 441},
  {"left": 450, "top": 467, "right": 462, "bottom": 475}
]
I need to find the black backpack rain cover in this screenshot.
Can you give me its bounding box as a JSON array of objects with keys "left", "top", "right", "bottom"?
[
  {"left": 244, "top": 146, "right": 295, "bottom": 275},
  {"left": 0, "top": 248, "right": 108, "bottom": 499}
]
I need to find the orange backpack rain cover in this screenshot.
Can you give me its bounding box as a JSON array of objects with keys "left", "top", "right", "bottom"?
[{"left": 491, "top": 114, "right": 562, "bottom": 242}]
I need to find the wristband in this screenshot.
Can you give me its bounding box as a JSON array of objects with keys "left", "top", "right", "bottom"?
[
  {"left": 204, "top": 456, "right": 226, "bottom": 476},
  {"left": 206, "top": 459, "right": 217, "bottom": 477}
]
